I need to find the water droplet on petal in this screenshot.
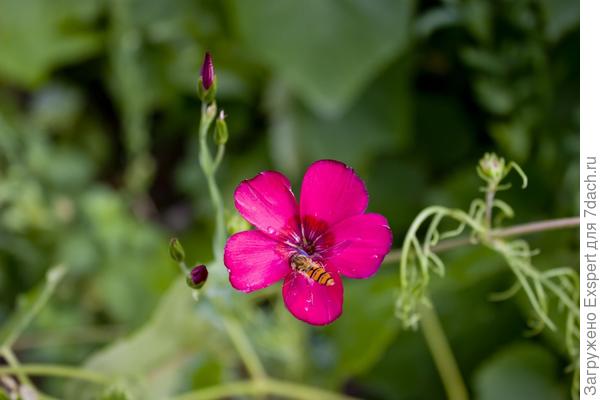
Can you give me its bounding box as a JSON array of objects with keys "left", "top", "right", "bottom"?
[{"left": 267, "top": 226, "right": 276, "bottom": 235}]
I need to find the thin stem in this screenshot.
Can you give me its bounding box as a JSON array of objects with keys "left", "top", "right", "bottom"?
[
  {"left": 420, "top": 305, "right": 469, "bottom": 400},
  {"left": 0, "top": 352, "right": 60, "bottom": 400},
  {"left": 171, "top": 378, "right": 359, "bottom": 400},
  {"left": 178, "top": 261, "right": 189, "bottom": 275},
  {"left": 0, "top": 364, "right": 112, "bottom": 385},
  {"left": 206, "top": 173, "right": 226, "bottom": 253},
  {"left": 1, "top": 347, "right": 35, "bottom": 389},
  {"left": 213, "top": 144, "right": 225, "bottom": 172},
  {"left": 198, "top": 103, "right": 226, "bottom": 256},
  {"left": 492, "top": 216, "right": 579, "bottom": 238},
  {"left": 484, "top": 186, "right": 495, "bottom": 228},
  {"left": 1, "top": 266, "right": 66, "bottom": 349},
  {"left": 221, "top": 315, "right": 267, "bottom": 380},
  {"left": 385, "top": 216, "right": 579, "bottom": 264}
]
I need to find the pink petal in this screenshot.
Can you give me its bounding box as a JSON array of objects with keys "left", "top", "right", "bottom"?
[
  {"left": 224, "top": 230, "right": 292, "bottom": 293},
  {"left": 299, "top": 160, "right": 368, "bottom": 235},
  {"left": 234, "top": 171, "right": 300, "bottom": 240},
  {"left": 323, "top": 214, "right": 392, "bottom": 279},
  {"left": 282, "top": 267, "right": 343, "bottom": 325}
]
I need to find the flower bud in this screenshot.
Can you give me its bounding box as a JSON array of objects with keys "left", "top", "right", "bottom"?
[
  {"left": 214, "top": 110, "right": 229, "bottom": 145},
  {"left": 477, "top": 153, "right": 505, "bottom": 182},
  {"left": 201, "top": 52, "right": 214, "bottom": 90},
  {"left": 187, "top": 264, "right": 208, "bottom": 289},
  {"left": 198, "top": 52, "right": 217, "bottom": 103},
  {"left": 169, "top": 238, "right": 186, "bottom": 263}
]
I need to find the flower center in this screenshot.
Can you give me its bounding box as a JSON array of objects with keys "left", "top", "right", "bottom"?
[{"left": 290, "top": 253, "right": 334, "bottom": 286}]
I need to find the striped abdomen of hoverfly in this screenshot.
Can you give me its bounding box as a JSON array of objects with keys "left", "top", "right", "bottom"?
[{"left": 290, "top": 253, "right": 334, "bottom": 286}]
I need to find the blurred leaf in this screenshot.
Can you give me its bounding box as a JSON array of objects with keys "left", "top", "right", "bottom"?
[
  {"left": 473, "top": 342, "right": 566, "bottom": 400},
  {"left": 321, "top": 270, "right": 401, "bottom": 383},
  {"left": 414, "top": 5, "right": 460, "bottom": 39},
  {"left": 0, "top": 0, "right": 102, "bottom": 87},
  {"left": 473, "top": 78, "right": 515, "bottom": 115},
  {"left": 461, "top": 0, "right": 493, "bottom": 43},
  {"left": 415, "top": 94, "right": 475, "bottom": 169},
  {"left": 81, "top": 189, "right": 175, "bottom": 325},
  {"left": 31, "top": 84, "right": 84, "bottom": 132},
  {"left": 232, "top": 0, "right": 414, "bottom": 115},
  {"left": 490, "top": 121, "right": 531, "bottom": 162},
  {"left": 267, "top": 58, "right": 413, "bottom": 177},
  {"left": 538, "top": 0, "right": 579, "bottom": 42},
  {"left": 367, "top": 158, "right": 427, "bottom": 233},
  {"left": 70, "top": 277, "right": 223, "bottom": 400}
]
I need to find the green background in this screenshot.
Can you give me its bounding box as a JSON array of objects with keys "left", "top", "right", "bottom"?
[{"left": 0, "top": 0, "right": 579, "bottom": 399}]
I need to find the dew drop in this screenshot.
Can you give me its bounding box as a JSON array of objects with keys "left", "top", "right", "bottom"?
[{"left": 266, "top": 226, "right": 276, "bottom": 235}]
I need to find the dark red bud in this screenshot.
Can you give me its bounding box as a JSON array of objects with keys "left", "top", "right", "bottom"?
[
  {"left": 187, "top": 264, "right": 208, "bottom": 289},
  {"left": 201, "top": 52, "right": 214, "bottom": 90}
]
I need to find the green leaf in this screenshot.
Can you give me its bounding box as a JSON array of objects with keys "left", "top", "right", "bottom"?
[
  {"left": 320, "top": 270, "right": 400, "bottom": 383},
  {"left": 267, "top": 58, "right": 412, "bottom": 177},
  {"left": 80, "top": 189, "right": 175, "bottom": 326},
  {"left": 68, "top": 276, "right": 224, "bottom": 399},
  {"left": 473, "top": 342, "right": 566, "bottom": 400},
  {"left": 0, "top": 0, "right": 102, "bottom": 87},
  {"left": 538, "top": 0, "right": 579, "bottom": 42},
  {"left": 232, "top": 0, "right": 415, "bottom": 115}
]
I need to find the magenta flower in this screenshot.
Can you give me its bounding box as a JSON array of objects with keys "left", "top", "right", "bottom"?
[{"left": 224, "top": 160, "right": 392, "bottom": 325}]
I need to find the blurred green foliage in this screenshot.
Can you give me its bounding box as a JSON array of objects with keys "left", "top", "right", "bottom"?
[{"left": 0, "top": 0, "right": 578, "bottom": 399}]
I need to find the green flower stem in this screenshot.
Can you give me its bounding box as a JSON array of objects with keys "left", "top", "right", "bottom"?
[
  {"left": 196, "top": 101, "right": 265, "bottom": 382},
  {"left": 484, "top": 183, "right": 496, "bottom": 229},
  {"left": 198, "top": 103, "right": 226, "bottom": 257},
  {"left": 197, "top": 129, "right": 267, "bottom": 386},
  {"left": 0, "top": 364, "right": 112, "bottom": 385},
  {"left": 1, "top": 347, "right": 35, "bottom": 389},
  {"left": 384, "top": 216, "right": 580, "bottom": 264},
  {"left": 1, "top": 266, "right": 66, "bottom": 349},
  {"left": 206, "top": 173, "right": 226, "bottom": 253},
  {"left": 420, "top": 305, "right": 469, "bottom": 400},
  {"left": 1, "top": 350, "right": 68, "bottom": 400},
  {"left": 178, "top": 261, "right": 189, "bottom": 275},
  {"left": 221, "top": 315, "right": 267, "bottom": 380},
  {"left": 399, "top": 206, "right": 482, "bottom": 287},
  {"left": 171, "top": 378, "right": 359, "bottom": 400},
  {"left": 213, "top": 144, "right": 225, "bottom": 172}
]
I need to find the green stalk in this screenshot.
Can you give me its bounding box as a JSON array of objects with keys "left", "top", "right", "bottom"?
[
  {"left": 420, "top": 305, "right": 469, "bottom": 400},
  {"left": 198, "top": 103, "right": 226, "bottom": 257},
  {"left": 195, "top": 100, "right": 265, "bottom": 381},
  {"left": 1, "top": 266, "right": 66, "bottom": 349},
  {"left": 220, "top": 315, "right": 267, "bottom": 380},
  {"left": 1, "top": 347, "right": 36, "bottom": 389},
  {"left": 171, "top": 378, "right": 358, "bottom": 400},
  {"left": 0, "top": 364, "right": 111, "bottom": 385}
]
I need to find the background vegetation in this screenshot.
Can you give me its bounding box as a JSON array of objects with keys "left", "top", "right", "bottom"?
[{"left": 0, "top": 0, "right": 579, "bottom": 399}]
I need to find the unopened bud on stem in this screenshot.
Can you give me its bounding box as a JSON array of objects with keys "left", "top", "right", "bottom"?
[
  {"left": 187, "top": 264, "right": 209, "bottom": 289},
  {"left": 169, "top": 238, "right": 186, "bottom": 263},
  {"left": 214, "top": 110, "right": 229, "bottom": 145},
  {"left": 198, "top": 52, "right": 217, "bottom": 103},
  {"left": 477, "top": 153, "right": 505, "bottom": 184}
]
